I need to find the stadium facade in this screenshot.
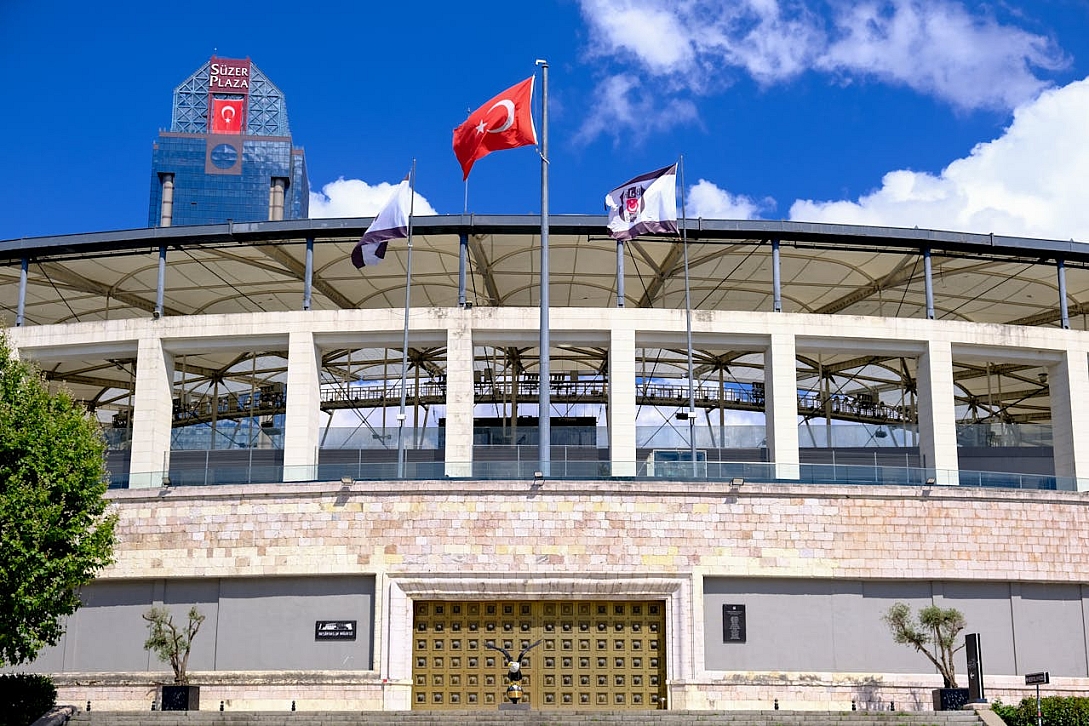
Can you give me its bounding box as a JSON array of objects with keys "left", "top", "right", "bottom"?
[
  {"left": 4, "top": 217, "right": 1089, "bottom": 713},
  {"left": 3, "top": 57, "right": 1089, "bottom": 714}
]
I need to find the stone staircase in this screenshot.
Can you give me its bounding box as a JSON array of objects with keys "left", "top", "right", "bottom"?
[{"left": 63, "top": 708, "right": 988, "bottom": 726}]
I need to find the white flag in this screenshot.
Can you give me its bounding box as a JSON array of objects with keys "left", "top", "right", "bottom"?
[
  {"left": 605, "top": 164, "right": 678, "bottom": 242},
  {"left": 352, "top": 177, "right": 411, "bottom": 268}
]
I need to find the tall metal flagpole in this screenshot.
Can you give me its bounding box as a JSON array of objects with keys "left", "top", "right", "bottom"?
[
  {"left": 397, "top": 161, "right": 416, "bottom": 479},
  {"left": 679, "top": 156, "right": 697, "bottom": 477},
  {"left": 536, "top": 59, "right": 551, "bottom": 477}
]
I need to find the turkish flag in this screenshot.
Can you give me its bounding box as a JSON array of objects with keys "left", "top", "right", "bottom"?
[
  {"left": 452, "top": 77, "right": 537, "bottom": 179},
  {"left": 210, "top": 98, "right": 244, "bottom": 134}
]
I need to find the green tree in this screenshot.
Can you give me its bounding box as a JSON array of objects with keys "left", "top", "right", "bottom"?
[
  {"left": 882, "top": 602, "right": 966, "bottom": 688},
  {"left": 143, "top": 606, "right": 205, "bottom": 684},
  {"left": 0, "top": 332, "right": 116, "bottom": 666}
]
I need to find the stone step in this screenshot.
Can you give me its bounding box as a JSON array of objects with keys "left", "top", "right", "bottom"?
[{"left": 65, "top": 708, "right": 985, "bottom": 726}]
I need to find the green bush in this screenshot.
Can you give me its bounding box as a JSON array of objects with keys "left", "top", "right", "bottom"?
[
  {"left": 991, "top": 700, "right": 1022, "bottom": 725},
  {"left": 0, "top": 673, "right": 57, "bottom": 726},
  {"left": 993, "top": 696, "right": 1089, "bottom": 726}
]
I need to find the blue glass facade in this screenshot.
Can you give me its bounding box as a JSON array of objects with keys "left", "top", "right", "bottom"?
[
  {"left": 148, "top": 57, "right": 308, "bottom": 226},
  {"left": 149, "top": 135, "right": 308, "bottom": 226}
]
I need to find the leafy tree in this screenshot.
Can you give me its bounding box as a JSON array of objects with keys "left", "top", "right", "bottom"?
[
  {"left": 0, "top": 332, "right": 116, "bottom": 666},
  {"left": 0, "top": 673, "right": 57, "bottom": 726},
  {"left": 143, "top": 606, "right": 205, "bottom": 684},
  {"left": 882, "top": 602, "right": 966, "bottom": 688}
]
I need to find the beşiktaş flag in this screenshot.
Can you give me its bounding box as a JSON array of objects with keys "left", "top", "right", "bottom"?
[
  {"left": 605, "top": 164, "right": 679, "bottom": 242},
  {"left": 352, "top": 177, "right": 411, "bottom": 268}
]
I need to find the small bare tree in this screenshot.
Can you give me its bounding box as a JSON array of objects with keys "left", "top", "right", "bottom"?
[
  {"left": 142, "top": 606, "right": 205, "bottom": 684},
  {"left": 882, "top": 602, "right": 966, "bottom": 688}
]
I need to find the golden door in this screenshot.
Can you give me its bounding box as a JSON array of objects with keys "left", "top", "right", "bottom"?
[{"left": 412, "top": 600, "right": 666, "bottom": 710}]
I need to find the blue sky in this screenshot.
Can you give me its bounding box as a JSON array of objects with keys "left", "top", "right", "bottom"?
[{"left": 2, "top": 0, "right": 1089, "bottom": 241}]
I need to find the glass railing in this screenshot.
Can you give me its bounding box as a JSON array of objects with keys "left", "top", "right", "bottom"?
[
  {"left": 105, "top": 422, "right": 1058, "bottom": 453},
  {"left": 955, "top": 423, "right": 1053, "bottom": 447},
  {"left": 107, "top": 459, "right": 1082, "bottom": 492},
  {"left": 798, "top": 423, "right": 918, "bottom": 448}
]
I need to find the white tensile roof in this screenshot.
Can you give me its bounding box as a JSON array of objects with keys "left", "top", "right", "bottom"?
[{"left": 2, "top": 215, "right": 1084, "bottom": 427}]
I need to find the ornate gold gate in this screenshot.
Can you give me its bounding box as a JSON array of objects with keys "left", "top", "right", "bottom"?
[{"left": 412, "top": 600, "right": 666, "bottom": 710}]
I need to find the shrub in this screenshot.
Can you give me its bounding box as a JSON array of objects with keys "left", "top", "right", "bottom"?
[
  {"left": 0, "top": 673, "right": 57, "bottom": 726},
  {"left": 990, "top": 700, "right": 1021, "bottom": 725},
  {"left": 993, "top": 696, "right": 1089, "bottom": 726}
]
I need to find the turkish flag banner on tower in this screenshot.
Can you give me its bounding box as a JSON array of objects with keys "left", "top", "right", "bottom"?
[
  {"left": 211, "top": 99, "right": 244, "bottom": 134},
  {"left": 452, "top": 77, "right": 537, "bottom": 179}
]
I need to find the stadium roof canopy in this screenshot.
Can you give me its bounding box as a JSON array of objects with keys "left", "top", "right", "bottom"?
[{"left": 2, "top": 215, "right": 1087, "bottom": 427}]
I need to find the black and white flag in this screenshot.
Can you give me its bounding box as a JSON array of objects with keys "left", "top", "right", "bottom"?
[
  {"left": 605, "top": 164, "right": 678, "bottom": 242},
  {"left": 351, "top": 176, "right": 411, "bottom": 268}
]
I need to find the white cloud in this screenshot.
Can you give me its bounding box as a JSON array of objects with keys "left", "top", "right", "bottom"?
[
  {"left": 788, "top": 77, "right": 1089, "bottom": 241},
  {"left": 576, "top": 0, "right": 1066, "bottom": 138},
  {"left": 580, "top": 1, "right": 696, "bottom": 76},
  {"left": 576, "top": 74, "right": 701, "bottom": 145},
  {"left": 309, "top": 178, "right": 438, "bottom": 219},
  {"left": 687, "top": 179, "right": 774, "bottom": 219},
  {"left": 820, "top": 1, "right": 1065, "bottom": 112},
  {"left": 580, "top": 0, "right": 823, "bottom": 86}
]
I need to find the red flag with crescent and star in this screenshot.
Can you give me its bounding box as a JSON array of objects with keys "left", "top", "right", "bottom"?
[
  {"left": 210, "top": 98, "right": 244, "bottom": 134},
  {"left": 452, "top": 77, "right": 537, "bottom": 179}
]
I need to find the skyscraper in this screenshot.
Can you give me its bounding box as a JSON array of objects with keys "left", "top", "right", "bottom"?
[{"left": 148, "top": 56, "right": 308, "bottom": 227}]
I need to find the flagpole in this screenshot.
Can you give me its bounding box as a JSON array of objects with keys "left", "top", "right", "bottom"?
[
  {"left": 397, "top": 161, "right": 416, "bottom": 479},
  {"left": 617, "top": 240, "right": 625, "bottom": 308},
  {"left": 463, "top": 106, "right": 471, "bottom": 214},
  {"left": 679, "top": 156, "right": 697, "bottom": 477},
  {"left": 536, "top": 59, "right": 551, "bottom": 477}
]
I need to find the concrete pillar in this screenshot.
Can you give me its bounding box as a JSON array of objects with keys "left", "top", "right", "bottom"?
[
  {"left": 444, "top": 314, "right": 474, "bottom": 477},
  {"left": 765, "top": 333, "right": 799, "bottom": 479},
  {"left": 159, "top": 173, "right": 174, "bottom": 227},
  {"left": 917, "top": 340, "right": 959, "bottom": 484},
  {"left": 129, "top": 336, "right": 174, "bottom": 488},
  {"left": 609, "top": 326, "right": 637, "bottom": 476},
  {"left": 283, "top": 331, "right": 321, "bottom": 482},
  {"left": 1048, "top": 349, "right": 1089, "bottom": 490},
  {"left": 269, "top": 178, "right": 286, "bottom": 221}
]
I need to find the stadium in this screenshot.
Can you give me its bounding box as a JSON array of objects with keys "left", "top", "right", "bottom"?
[{"left": 2, "top": 56, "right": 1089, "bottom": 713}]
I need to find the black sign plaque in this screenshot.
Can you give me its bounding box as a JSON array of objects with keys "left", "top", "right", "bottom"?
[
  {"left": 966, "top": 633, "right": 984, "bottom": 701},
  {"left": 722, "top": 604, "right": 746, "bottom": 643},
  {"left": 315, "top": 620, "right": 357, "bottom": 641},
  {"left": 1025, "top": 671, "right": 1049, "bottom": 685}
]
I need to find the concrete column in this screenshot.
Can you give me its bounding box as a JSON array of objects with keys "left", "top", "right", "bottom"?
[
  {"left": 269, "top": 178, "right": 286, "bottom": 221},
  {"left": 283, "top": 331, "right": 321, "bottom": 482},
  {"left": 609, "top": 326, "right": 637, "bottom": 476},
  {"left": 764, "top": 333, "right": 799, "bottom": 479},
  {"left": 444, "top": 314, "right": 474, "bottom": 477},
  {"left": 159, "top": 173, "right": 174, "bottom": 227},
  {"left": 1048, "top": 349, "right": 1089, "bottom": 490},
  {"left": 917, "top": 340, "right": 959, "bottom": 484},
  {"left": 129, "top": 336, "right": 174, "bottom": 488}
]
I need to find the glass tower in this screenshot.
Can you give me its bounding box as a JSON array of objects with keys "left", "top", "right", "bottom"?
[{"left": 148, "top": 57, "right": 309, "bottom": 227}]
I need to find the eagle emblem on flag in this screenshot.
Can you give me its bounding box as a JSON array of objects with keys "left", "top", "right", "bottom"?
[
  {"left": 620, "top": 184, "right": 646, "bottom": 222},
  {"left": 605, "top": 164, "right": 679, "bottom": 242}
]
